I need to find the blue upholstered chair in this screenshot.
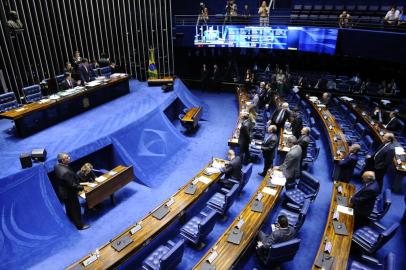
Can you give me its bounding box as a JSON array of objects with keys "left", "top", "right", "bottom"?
[
  {"left": 0, "top": 92, "right": 19, "bottom": 112},
  {"left": 285, "top": 171, "right": 320, "bottom": 207},
  {"left": 365, "top": 135, "right": 374, "bottom": 149},
  {"left": 180, "top": 207, "right": 217, "bottom": 247},
  {"left": 230, "top": 163, "right": 252, "bottom": 194},
  {"left": 355, "top": 123, "right": 367, "bottom": 137},
  {"left": 22, "top": 85, "right": 43, "bottom": 103},
  {"left": 310, "top": 127, "right": 320, "bottom": 140},
  {"left": 142, "top": 239, "right": 185, "bottom": 270},
  {"left": 55, "top": 74, "right": 65, "bottom": 85},
  {"left": 352, "top": 222, "right": 399, "bottom": 254},
  {"left": 368, "top": 189, "right": 391, "bottom": 221},
  {"left": 100, "top": 66, "right": 112, "bottom": 77},
  {"left": 303, "top": 146, "right": 320, "bottom": 170},
  {"left": 350, "top": 252, "right": 396, "bottom": 270},
  {"left": 257, "top": 238, "right": 301, "bottom": 266},
  {"left": 206, "top": 184, "right": 239, "bottom": 215},
  {"left": 276, "top": 199, "right": 311, "bottom": 230}
]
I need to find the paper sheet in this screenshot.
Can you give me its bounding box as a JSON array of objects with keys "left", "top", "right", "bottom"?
[
  {"left": 270, "top": 171, "right": 286, "bottom": 186},
  {"left": 197, "top": 176, "right": 212, "bottom": 184},
  {"left": 95, "top": 176, "right": 107, "bottom": 183},
  {"left": 15, "top": 107, "right": 26, "bottom": 112},
  {"left": 108, "top": 170, "right": 117, "bottom": 176},
  {"left": 262, "top": 187, "right": 277, "bottom": 196},
  {"left": 395, "top": 147, "right": 405, "bottom": 155},
  {"left": 79, "top": 193, "right": 86, "bottom": 199},
  {"left": 205, "top": 167, "right": 221, "bottom": 175},
  {"left": 337, "top": 205, "right": 354, "bottom": 215}
]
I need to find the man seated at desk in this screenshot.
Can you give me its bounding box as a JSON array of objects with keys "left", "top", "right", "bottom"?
[
  {"left": 60, "top": 72, "right": 81, "bottom": 90},
  {"left": 54, "top": 153, "right": 90, "bottom": 230},
  {"left": 256, "top": 215, "right": 297, "bottom": 262},
  {"left": 77, "top": 163, "right": 96, "bottom": 182},
  {"left": 220, "top": 149, "right": 242, "bottom": 188},
  {"left": 350, "top": 171, "right": 380, "bottom": 228},
  {"left": 79, "top": 58, "right": 95, "bottom": 83}
]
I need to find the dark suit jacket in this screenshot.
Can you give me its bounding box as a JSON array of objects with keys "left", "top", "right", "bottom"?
[
  {"left": 350, "top": 181, "right": 380, "bottom": 219},
  {"left": 79, "top": 65, "right": 93, "bottom": 83},
  {"left": 238, "top": 119, "right": 251, "bottom": 147},
  {"left": 223, "top": 156, "right": 242, "bottom": 180},
  {"left": 280, "top": 145, "right": 302, "bottom": 180},
  {"left": 297, "top": 134, "right": 311, "bottom": 159},
  {"left": 372, "top": 142, "right": 395, "bottom": 170},
  {"left": 54, "top": 163, "right": 83, "bottom": 201},
  {"left": 291, "top": 117, "right": 303, "bottom": 140},
  {"left": 262, "top": 226, "right": 297, "bottom": 248},
  {"left": 76, "top": 170, "right": 96, "bottom": 183},
  {"left": 271, "top": 108, "right": 290, "bottom": 128},
  {"left": 337, "top": 153, "right": 359, "bottom": 181},
  {"left": 60, "top": 79, "right": 77, "bottom": 90},
  {"left": 262, "top": 133, "right": 278, "bottom": 161},
  {"left": 386, "top": 117, "right": 403, "bottom": 133}
]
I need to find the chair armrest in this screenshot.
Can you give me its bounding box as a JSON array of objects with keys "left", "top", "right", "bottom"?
[
  {"left": 167, "top": 240, "right": 176, "bottom": 247},
  {"left": 304, "top": 194, "right": 314, "bottom": 199},
  {"left": 221, "top": 187, "right": 230, "bottom": 194},
  {"left": 285, "top": 202, "right": 301, "bottom": 212},
  {"left": 372, "top": 222, "right": 386, "bottom": 231},
  {"left": 359, "top": 254, "right": 382, "bottom": 267}
]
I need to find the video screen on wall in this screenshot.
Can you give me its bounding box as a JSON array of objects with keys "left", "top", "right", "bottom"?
[{"left": 194, "top": 25, "right": 338, "bottom": 55}]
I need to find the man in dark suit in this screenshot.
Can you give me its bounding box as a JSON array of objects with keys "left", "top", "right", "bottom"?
[
  {"left": 350, "top": 171, "right": 380, "bottom": 228},
  {"left": 384, "top": 111, "right": 403, "bottom": 133},
  {"left": 270, "top": 102, "right": 290, "bottom": 131},
  {"left": 259, "top": 125, "right": 278, "bottom": 176},
  {"left": 372, "top": 106, "right": 383, "bottom": 123},
  {"left": 220, "top": 149, "right": 242, "bottom": 188},
  {"left": 256, "top": 215, "right": 297, "bottom": 263},
  {"left": 290, "top": 109, "right": 303, "bottom": 141},
  {"left": 275, "top": 136, "right": 302, "bottom": 189},
  {"left": 211, "top": 64, "right": 221, "bottom": 91},
  {"left": 200, "top": 64, "right": 209, "bottom": 91},
  {"left": 321, "top": 92, "right": 331, "bottom": 106},
  {"left": 54, "top": 153, "right": 89, "bottom": 230},
  {"left": 335, "top": 144, "right": 360, "bottom": 182},
  {"left": 297, "top": 127, "right": 311, "bottom": 162},
  {"left": 365, "top": 133, "right": 395, "bottom": 190},
  {"left": 238, "top": 114, "right": 252, "bottom": 165},
  {"left": 60, "top": 72, "right": 80, "bottom": 90},
  {"left": 79, "top": 59, "right": 94, "bottom": 83}
]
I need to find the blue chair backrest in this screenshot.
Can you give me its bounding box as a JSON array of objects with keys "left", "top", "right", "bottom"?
[
  {"left": 385, "top": 252, "right": 396, "bottom": 270},
  {"left": 306, "top": 108, "right": 312, "bottom": 117},
  {"left": 300, "top": 100, "right": 307, "bottom": 109},
  {"left": 378, "top": 223, "right": 399, "bottom": 249},
  {"left": 265, "top": 238, "right": 301, "bottom": 264},
  {"left": 23, "top": 85, "right": 42, "bottom": 103},
  {"left": 355, "top": 123, "right": 366, "bottom": 136},
  {"left": 225, "top": 184, "right": 239, "bottom": 206},
  {"left": 161, "top": 239, "right": 185, "bottom": 269},
  {"left": 365, "top": 135, "right": 374, "bottom": 149},
  {"left": 309, "top": 117, "right": 316, "bottom": 127},
  {"left": 0, "top": 92, "right": 18, "bottom": 112},
  {"left": 100, "top": 66, "right": 112, "bottom": 77},
  {"left": 397, "top": 119, "right": 405, "bottom": 134},
  {"left": 340, "top": 104, "right": 348, "bottom": 114},
  {"left": 200, "top": 208, "right": 217, "bottom": 237},
  {"left": 299, "top": 171, "right": 320, "bottom": 198},
  {"left": 55, "top": 74, "right": 65, "bottom": 84},
  {"left": 241, "top": 163, "right": 253, "bottom": 188},
  {"left": 349, "top": 113, "right": 357, "bottom": 123},
  {"left": 378, "top": 189, "right": 392, "bottom": 216},
  {"left": 310, "top": 127, "right": 320, "bottom": 140}
]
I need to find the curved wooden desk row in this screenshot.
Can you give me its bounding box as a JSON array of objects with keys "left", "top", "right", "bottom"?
[
  {"left": 306, "top": 96, "right": 349, "bottom": 161},
  {"left": 66, "top": 158, "right": 226, "bottom": 270},
  {"left": 312, "top": 181, "right": 355, "bottom": 270},
  {"left": 193, "top": 169, "right": 284, "bottom": 270},
  {"left": 338, "top": 96, "right": 406, "bottom": 175},
  {"left": 228, "top": 87, "right": 250, "bottom": 147}
]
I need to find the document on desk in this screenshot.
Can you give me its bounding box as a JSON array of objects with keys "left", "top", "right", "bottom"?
[
  {"left": 79, "top": 193, "right": 86, "bottom": 199},
  {"left": 197, "top": 176, "right": 212, "bottom": 184},
  {"left": 337, "top": 205, "right": 354, "bottom": 215},
  {"left": 211, "top": 160, "right": 224, "bottom": 169},
  {"left": 262, "top": 187, "right": 277, "bottom": 196},
  {"left": 95, "top": 176, "right": 107, "bottom": 183},
  {"left": 395, "top": 147, "right": 405, "bottom": 155},
  {"left": 15, "top": 107, "right": 27, "bottom": 112},
  {"left": 270, "top": 172, "right": 286, "bottom": 186},
  {"left": 108, "top": 170, "right": 117, "bottom": 176},
  {"left": 205, "top": 167, "right": 221, "bottom": 175}
]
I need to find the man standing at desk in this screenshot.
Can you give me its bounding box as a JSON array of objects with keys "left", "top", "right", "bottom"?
[
  {"left": 270, "top": 102, "right": 290, "bottom": 131},
  {"left": 275, "top": 136, "right": 302, "bottom": 189},
  {"left": 54, "top": 153, "right": 90, "bottom": 230},
  {"left": 259, "top": 125, "right": 278, "bottom": 177},
  {"left": 239, "top": 114, "right": 252, "bottom": 165},
  {"left": 79, "top": 59, "right": 94, "bottom": 83}
]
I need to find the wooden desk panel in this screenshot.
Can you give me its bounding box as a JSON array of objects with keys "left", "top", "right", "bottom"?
[
  {"left": 278, "top": 128, "right": 292, "bottom": 153},
  {"left": 80, "top": 166, "right": 134, "bottom": 209},
  {"left": 147, "top": 77, "right": 174, "bottom": 86},
  {"left": 182, "top": 107, "right": 203, "bottom": 129},
  {"left": 193, "top": 170, "right": 283, "bottom": 270},
  {"left": 228, "top": 87, "right": 250, "bottom": 147},
  {"left": 339, "top": 97, "right": 406, "bottom": 174},
  {"left": 306, "top": 97, "right": 349, "bottom": 161},
  {"left": 66, "top": 159, "right": 226, "bottom": 270},
  {"left": 312, "top": 182, "right": 355, "bottom": 270}
]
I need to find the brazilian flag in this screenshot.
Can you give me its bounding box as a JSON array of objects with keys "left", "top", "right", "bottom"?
[{"left": 148, "top": 48, "right": 158, "bottom": 79}]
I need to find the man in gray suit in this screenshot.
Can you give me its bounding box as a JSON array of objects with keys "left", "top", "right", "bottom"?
[
  {"left": 275, "top": 136, "right": 302, "bottom": 189},
  {"left": 256, "top": 215, "right": 297, "bottom": 262},
  {"left": 259, "top": 125, "right": 278, "bottom": 176}
]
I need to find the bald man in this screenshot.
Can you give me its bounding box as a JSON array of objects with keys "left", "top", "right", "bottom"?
[
  {"left": 365, "top": 133, "right": 395, "bottom": 190},
  {"left": 350, "top": 171, "right": 380, "bottom": 228}
]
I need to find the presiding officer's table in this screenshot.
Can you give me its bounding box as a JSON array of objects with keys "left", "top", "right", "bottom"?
[
  {"left": 312, "top": 181, "right": 355, "bottom": 270},
  {"left": 181, "top": 106, "right": 203, "bottom": 130},
  {"left": 229, "top": 86, "right": 250, "bottom": 147},
  {"left": 193, "top": 169, "right": 284, "bottom": 270},
  {"left": 79, "top": 165, "right": 134, "bottom": 209},
  {"left": 66, "top": 158, "right": 226, "bottom": 270},
  {"left": 0, "top": 75, "right": 130, "bottom": 137}
]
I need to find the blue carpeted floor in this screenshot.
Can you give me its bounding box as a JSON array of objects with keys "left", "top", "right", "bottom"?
[{"left": 0, "top": 83, "right": 404, "bottom": 269}]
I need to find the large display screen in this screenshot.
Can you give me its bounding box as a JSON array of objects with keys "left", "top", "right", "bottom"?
[{"left": 194, "top": 25, "right": 338, "bottom": 55}]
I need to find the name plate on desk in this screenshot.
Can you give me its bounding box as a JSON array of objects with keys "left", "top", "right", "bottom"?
[
  {"left": 336, "top": 195, "right": 347, "bottom": 206},
  {"left": 111, "top": 235, "right": 133, "bottom": 252},
  {"left": 82, "top": 254, "right": 98, "bottom": 267},
  {"left": 314, "top": 253, "right": 334, "bottom": 270},
  {"left": 333, "top": 220, "right": 349, "bottom": 236},
  {"left": 152, "top": 205, "right": 170, "bottom": 220},
  {"left": 227, "top": 227, "right": 244, "bottom": 245},
  {"left": 185, "top": 184, "right": 197, "bottom": 195},
  {"left": 130, "top": 224, "right": 142, "bottom": 235}
]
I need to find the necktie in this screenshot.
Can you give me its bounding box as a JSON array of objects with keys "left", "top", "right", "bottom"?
[
  {"left": 276, "top": 109, "right": 285, "bottom": 124},
  {"left": 374, "top": 143, "right": 389, "bottom": 159},
  {"left": 386, "top": 118, "right": 394, "bottom": 127}
]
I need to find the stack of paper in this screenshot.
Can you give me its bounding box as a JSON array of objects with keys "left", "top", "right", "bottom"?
[
  {"left": 211, "top": 160, "right": 224, "bottom": 169},
  {"left": 395, "top": 147, "right": 405, "bottom": 155},
  {"left": 337, "top": 205, "right": 353, "bottom": 215},
  {"left": 271, "top": 171, "right": 286, "bottom": 186},
  {"left": 108, "top": 170, "right": 117, "bottom": 176},
  {"left": 262, "top": 187, "right": 277, "bottom": 196},
  {"left": 205, "top": 167, "right": 221, "bottom": 175},
  {"left": 197, "top": 176, "right": 212, "bottom": 184},
  {"left": 95, "top": 176, "right": 107, "bottom": 183}
]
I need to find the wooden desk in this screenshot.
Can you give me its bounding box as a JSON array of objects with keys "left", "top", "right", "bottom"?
[
  {"left": 228, "top": 87, "right": 250, "bottom": 147},
  {"left": 306, "top": 97, "right": 349, "bottom": 162},
  {"left": 339, "top": 97, "right": 406, "bottom": 175},
  {"left": 0, "top": 76, "right": 130, "bottom": 137},
  {"left": 312, "top": 181, "right": 355, "bottom": 270},
  {"left": 193, "top": 170, "right": 284, "bottom": 270},
  {"left": 66, "top": 159, "right": 226, "bottom": 270},
  {"left": 147, "top": 77, "right": 174, "bottom": 86},
  {"left": 181, "top": 107, "right": 203, "bottom": 130},
  {"left": 278, "top": 128, "right": 292, "bottom": 153},
  {"left": 80, "top": 166, "right": 134, "bottom": 209}
]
